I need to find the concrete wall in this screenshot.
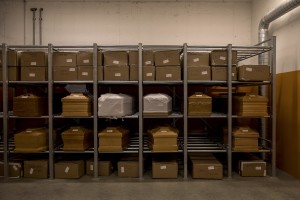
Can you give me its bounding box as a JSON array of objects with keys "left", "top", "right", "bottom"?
[
  {"left": 0, "top": 0, "right": 251, "bottom": 46},
  {"left": 252, "top": 0, "right": 300, "bottom": 179}
]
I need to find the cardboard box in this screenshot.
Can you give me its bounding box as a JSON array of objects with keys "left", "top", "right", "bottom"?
[
  {"left": 0, "top": 50, "right": 19, "bottom": 66},
  {"left": 155, "top": 50, "right": 180, "bottom": 66},
  {"left": 53, "top": 66, "right": 77, "bottom": 81},
  {"left": 0, "top": 66, "right": 20, "bottom": 81},
  {"left": 104, "top": 51, "right": 128, "bottom": 67},
  {"left": 211, "top": 67, "right": 237, "bottom": 81},
  {"left": 190, "top": 159, "right": 223, "bottom": 179},
  {"left": 238, "top": 65, "right": 270, "bottom": 81},
  {"left": 187, "top": 66, "right": 211, "bottom": 81},
  {"left": 0, "top": 161, "right": 23, "bottom": 178},
  {"left": 156, "top": 66, "right": 181, "bottom": 81},
  {"left": 86, "top": 159, "right": 113, "bottom": 176},
  {"left": 55, "top": 160, "right": 85, "bottom": 179},
  {"left": 20, "top": 51, "right": 47, "bottom": 67},
  {"left": 104, "top": 66, "right": 129, "bottom": 81},
  {"left": 118, "top": 157, "right": 139, "bottom": 178},
  {"left": 129, "top": 51, "right": 154, "bottom": 66},
  {"left": 77, "top": 66, "right": 103, "bottom": 81},
  {"left": 210, "top": 50, "right": 237, "bottom": 66},
  {"left": 129, "top": 65, "right": 155, "bottom": 81},
  {"left": 21, "top": 67, "right": 47, "bottom": 81},
  {"left": 53, "top": 52, "right": 77, "bottom": 67},
  {"left": 76, "top": 51, "right": 103, "bottom": 66},
  {"left": 239, "top": 160, "right": 266, "bottom": 177},
  {"left": 24, "top": 160, "right": 48, "bottom": 179},
  {"left": 143, "top": 66, "right": 155, "bottom": 81},
  {"left": 78, "top": 66, "right": 92, "bottom": 80},
  {"left": 187, "top": 52, "right": 210, "bottom": 67},
  {"left": 152, "top": 159, "right": 178, "bottom": 179}
]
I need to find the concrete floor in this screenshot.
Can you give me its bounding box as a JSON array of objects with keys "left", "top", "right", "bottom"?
[{"left": 1, "top": 170, "right": 300, "bottom": 200}]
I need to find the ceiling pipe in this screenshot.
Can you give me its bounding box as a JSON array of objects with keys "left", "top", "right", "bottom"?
[{"left": 258, "top": 0, "right": 300, "bottom": 65}]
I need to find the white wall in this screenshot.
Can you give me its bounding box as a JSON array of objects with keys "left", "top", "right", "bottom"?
[
  {"left": 252, "top": 0, "right": 300, "bottom": 74},
  {"left": 0, "top": 0, "right": 25, "bottom": 44},
  {"left": 0, "top": 0, "right": 252, "bottom": 46}
]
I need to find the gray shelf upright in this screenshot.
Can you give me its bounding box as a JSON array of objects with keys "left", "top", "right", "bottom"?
[
  {"left": 48, "top": 43, "right": 54, "bottom": 179},
  {"left": 2, "top": 43, "right": 8, "bottom": 179},
  {"left": 227, "top": 44, "right": 233, "bottom": 178},
  {"left": 138, "top": 43, "right": 143, "bottom": 179},
  {"left": 93, "top": 43, "right": 98, "bottom": 178},
  {"left": 271, "top": 36, "right": 277, "bottom": 177},
  {"left": 183, "top": 43, "right": 188, "bottom": 180}
]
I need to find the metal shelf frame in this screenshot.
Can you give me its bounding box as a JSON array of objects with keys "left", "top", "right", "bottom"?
[
  {"left": 184, "top": 37, "right": 276, "bottom": 178},
  {"left": 1, "top": 39, "right": 276, "bottom": 180}
]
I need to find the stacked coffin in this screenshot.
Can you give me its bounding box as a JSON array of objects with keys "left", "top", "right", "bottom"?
[
  {"left": 61, "top": 93, "right": 92, "bottom": 117},
  {"left": 14, "top": 127, "right": 50, "bottom": 152},
  {"left": 143, "top": 93, "right": 172, "bottom": 116},
  {"left": 232, "top": 127, "right": 259, "bottom": 151},
  {"left": 233, "top": 94, "right": 268, "bottom": 116},
  {"left": 188, "top": 93, "right": 212, "bottom": 116},
  {"left": 223, "top": 127, "right": 259, "bottom": 151},
  {"left": 13, "top": 93, "right": 48, "bottom": 117},
  {"left": 98, "top": 126, "right": 129, "bottom": 152},
  {"left": 61, "top": 127, "right": 93, "bottom": 151},
  {"left": 98, "top": 93, "right": 134, "bottom": 117},
  {"left": 148, "top": 126, "right": 178, "bottom": 152}
]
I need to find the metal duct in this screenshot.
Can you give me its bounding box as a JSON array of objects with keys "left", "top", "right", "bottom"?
[{"left": 258, "top": 0, "right": 300, "bottom": 64}]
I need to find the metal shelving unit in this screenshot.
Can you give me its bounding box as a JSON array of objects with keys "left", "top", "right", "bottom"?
[
  {"left": 1, "top": 39, "right": 276, "bottom": 179},
  {"left": 184, "top": 37, "right": 276, "bottom": 178}
]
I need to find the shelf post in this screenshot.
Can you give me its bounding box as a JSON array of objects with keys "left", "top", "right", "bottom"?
[
  {"left": 227, "top": 44, "right": 233, "bottom": 178},
  {"left": 183, "top": 43, "right": 188, "bottom": 180},
  {"left": 138, "top": 43, "right": 143, "bottom": 179},
  {"left": 48, "top": 43, "right": 54, "bottom": 179},
  {"left": 2, "top": 43, "right": 8, "bottom": 179},
  {"left": 271, "top": 36, "right": 276, "bottom": 177},
  {"left": 93, "top": 43, "right": 99, "bottom": 178}
]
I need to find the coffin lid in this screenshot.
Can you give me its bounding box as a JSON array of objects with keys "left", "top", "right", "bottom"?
[
  {"left": 233, "top": 127, "right": 259, "bottom": 138},
  {"left": 148, "top": 126, "right": 179, "bottom": 137},
  {"left": 188, "top": 92, "right": 211, "bottom": 100},
  {"left": 233, "top": 94, "right": 268, "bottom": 102},
  {"left": 98, "top": 126, "right": 129, "bottom": 136},
  {"left": 62, "top": 126, "right": 92, "bottom": 135},
  {"left": 62, "top": 93, "right": 91, "bottom": 102}
]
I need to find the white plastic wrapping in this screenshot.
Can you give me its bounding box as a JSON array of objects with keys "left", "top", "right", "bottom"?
[
  {"left": 143, "top": 93, "right": 172, "bottom": 113},
  {"left": 98, "top": 93, "right": 134, "bottom": 117}
]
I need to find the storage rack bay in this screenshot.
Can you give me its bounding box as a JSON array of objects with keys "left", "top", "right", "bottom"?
[{"left": 0, "top": 38, "right": 276, "bottom": 179}]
